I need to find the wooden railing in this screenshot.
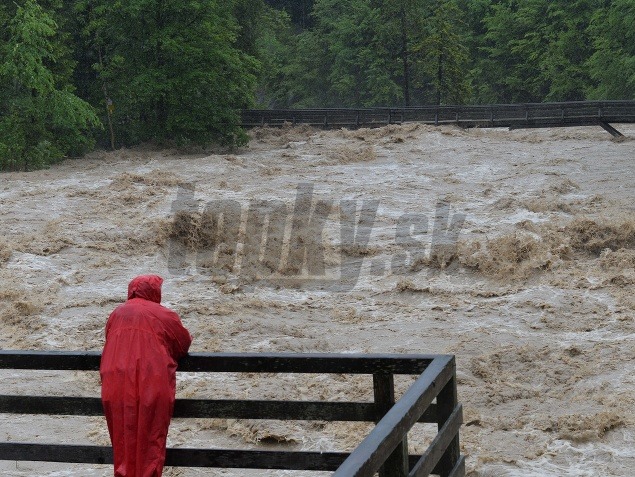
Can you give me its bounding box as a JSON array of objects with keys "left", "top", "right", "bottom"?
[
  {"left": 241, "top": 100, "right": 635, "bottom": 136},
  {"left": 0, "top": 351, "right": 464, "bottom": 476}
]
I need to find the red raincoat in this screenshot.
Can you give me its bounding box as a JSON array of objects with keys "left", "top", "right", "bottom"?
[{"left": 101, "top": 275, "right": 192, "bottom": 477}]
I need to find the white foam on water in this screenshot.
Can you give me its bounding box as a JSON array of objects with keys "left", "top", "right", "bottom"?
[{"left": 486, "top": 432, "right": 635, "bottom": 477}]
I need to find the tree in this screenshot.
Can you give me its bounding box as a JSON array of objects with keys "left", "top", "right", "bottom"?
[
  {"left": 80, "top": 0, "right": 259, "bottom": 147},
  {"left": 479, "top": 0, "right": 542, "bottom": 103},
  {"left": 265, "top": 0, "right": 315, "bottom": 29},
  {"left": 540, "top": 0, "right": 597, "bottom": 101},
  {"left": 455, "top": 0, "right": 496, "bottom": 103},
  {"left": 233, "top": 0, "right": 267, "bottom": 58},
  {"left": 414, "top": 0, "right": 471, "bottom": 104},
  {"left": 587, "top": 0, "right": 635, "bottom": 99},
  {"left": 0, "top": 0, "right": 99, "bottom": 171},
  {"left": 294, "top": 0, "right": 401, "bottom": 107},
  {"left": 477, "top": 0, "right": 599, "bottom": 103},
  {"left": 253, "top": 6, "right": 298, "bottom": 107},
  {"left": 375, "top": 0, "right": 429, "bottom": 106},
  {"left": 281, "top": 28, "right": 333, "bottom": 107}
]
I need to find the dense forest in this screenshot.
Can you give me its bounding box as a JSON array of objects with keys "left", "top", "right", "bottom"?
[{"left": 1, "top": 0, "right": 634, "bottom": 170}]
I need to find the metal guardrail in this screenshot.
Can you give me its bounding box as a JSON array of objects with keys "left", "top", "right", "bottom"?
[
  {"left": 0, "top": 351, "right": 464, "bottom": 477},
  {"left": 241, "top": 100, "right": 635, "bottom": 136}
]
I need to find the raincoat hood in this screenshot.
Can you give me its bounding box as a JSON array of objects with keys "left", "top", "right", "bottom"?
[{"left": 127, "top": 275, "right": 163, "bottom": 303}]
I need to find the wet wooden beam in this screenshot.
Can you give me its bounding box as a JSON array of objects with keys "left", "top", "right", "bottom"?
[
  {"left": 332, "top": 356, "right": 454, "bottom": 477},
  {"left": 0, "top": 351, "right": 435, "bottom": 374},
  {"left": 410, "top": 404, "right": 463, "bottom": 477},
  {"left": 0, "top": 395, "right": 438, "bottom": 422},
  {"left": 0, "top": 443, "right": 348, "bottom": 469},
  {"left": 374, "top": 373, "right": 408, "bottom": 477},
  {"left": 433, "top": 369, "right": 461, "bottom": 477},
  {"left": 598, "top": 121, "right": 624, "bottom": 137}
]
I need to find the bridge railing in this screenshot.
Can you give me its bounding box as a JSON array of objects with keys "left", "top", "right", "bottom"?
[
  {"left": 0, "top": 350, "right": 464, "bottom": 477},
  {"left": 241, "top": 100, "right": 635, "bottom": 134}
]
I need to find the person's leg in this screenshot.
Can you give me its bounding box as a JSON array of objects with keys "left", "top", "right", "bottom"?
[
  {"left": 103, "top": 390, "right": 139, "bottom": 476},
  {"left": 138, "top": 389, "right": 174, "bottom": 477}
]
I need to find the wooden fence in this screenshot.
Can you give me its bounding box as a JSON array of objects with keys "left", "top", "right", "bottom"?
[
  {"left": 0, "top": 351, "right": 464, "bottom": 477},
  {"left": 241, "top": 100, "right": 635, "bottom": 136}
]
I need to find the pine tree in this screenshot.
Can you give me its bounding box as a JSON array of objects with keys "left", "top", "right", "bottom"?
[
  {"left": 0, "top": 0, "right": 99, "bottom": 171},
  {"left": 266, "top": 0, "right": 314, "bottom": 28},
  {"left": 253, "top": 6, "right": 297, "bottom": 108},
  {"left": 375, "top": 0, "right": 429, "bottom": 106},
  {"left": 298, "top": 0, "right": 401, "bottom": 107},
  {"left": 282, "top": 28, "right": 333, "bottom": 107},
  {"left": 455, "top": 0, "right": 496, "bottom": 103},
  {"left": 414, "top": 0, "right": 471, "bottom": 105},
  {"left": 587, "top": 0, "right": 635, "bottom": 99},
  {"left": 540, "top": 0, "right": 597, "bottom": 101},
  {"left": 478, "top": 0, "right": 599, "bottom": 103},
  {"left": 479, "top": 1, "right": 537, "bottom": 103}
]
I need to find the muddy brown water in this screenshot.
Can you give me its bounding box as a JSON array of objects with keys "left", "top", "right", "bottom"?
[{"left": 1, "top": 124, "right": 634, "bottom": 476}]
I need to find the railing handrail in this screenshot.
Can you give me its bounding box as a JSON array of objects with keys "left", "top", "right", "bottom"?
[
  {"left": 333, "top": 355, "right": 455, "bottom": 476},
  {"left": 243, "top": 99, "right": 635, "bottom": 113},
  {"left": 0, "top": 351, "right": 464, "bottom": 476},
  {"left": 240, "top": 100, "right": 635, "bottom": 137},
  {"left": 0, "top": 350, "right": 437, "bottom": 373}
]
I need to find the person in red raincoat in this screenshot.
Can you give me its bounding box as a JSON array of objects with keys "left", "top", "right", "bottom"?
[{"left": 101, "top": 275, "right": 192, "bottom": 477}]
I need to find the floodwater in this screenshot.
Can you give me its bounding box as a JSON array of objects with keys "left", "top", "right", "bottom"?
[{"left": 1, "top": 123, "right": 634, "bottom": 476}]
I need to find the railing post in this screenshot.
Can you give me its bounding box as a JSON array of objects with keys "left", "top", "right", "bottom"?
[
  {"left": 373, "top": 373, "right": 408, "bottom": 477},
  {"left": 435, "top": 359, "right": 461, "bottom": 477}
]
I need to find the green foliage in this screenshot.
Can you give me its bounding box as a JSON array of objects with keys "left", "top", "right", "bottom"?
[
  {"left": 477, "top": 0, "right": 600, "bottom": 103},
  {"left": 281, "top": 29, "right": 333, "bottom": 107},
  {"left": 375, "top": 0, "right": 429, "bottom": 106},
  {"left": 80, "top": 0, "right": 258, "bottom": 147},
  {"left": 285, "top": 0, "right": 402, "bottom": 107},
  {"left": 266, "top": 0, "right": 314, "bottom": 28},
  {"left": 0, "top": 0, "right": 99, "bottom": 171},
  {"left": 413, "top": 0, "right": 471, "bottom": 105},
  {"left": 254, "top": 7, "right": 297, "bottom": 107},
  {"left": 233, "top": 0, "right": 267, "bottom": 58},
  {"left": 256, "top": 0, "right": 635, "bottom": 105},
  {"left": 479, "top": 0, "right": 544, "bottom": 103},
  {"left": 3, "top": 0, "right": 635, "bottom": 171},
  {"left": 539, "top": 1, "right": 596, "bottom": 101},
  {"left": 587, "top": 0, "right": 635, "bottom": 99},
  {"left": 263, "top": 0, "right": 472, "bottom": 107},
  {"left": 318, "top": 0, "right": 401, "bottom": 106}
]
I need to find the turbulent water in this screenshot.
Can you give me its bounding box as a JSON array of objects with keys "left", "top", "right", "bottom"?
[{"left": 1, "top": 123, "right": 634, "bottom": 476}]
